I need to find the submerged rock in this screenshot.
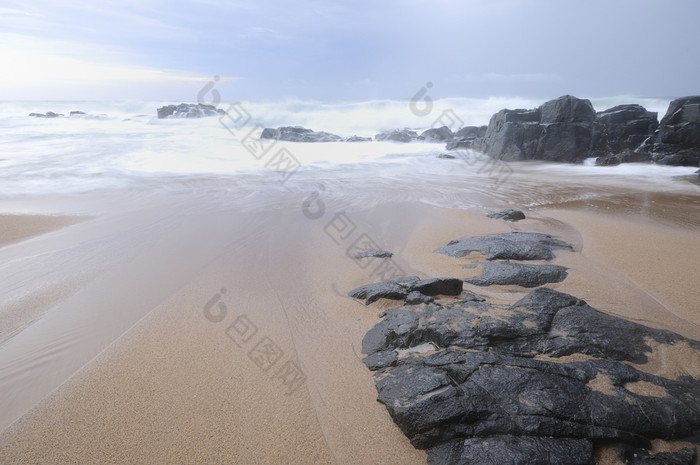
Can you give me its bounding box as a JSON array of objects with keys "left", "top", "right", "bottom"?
[
  {"left": 260, "top": 126, "right": 342, "bottom": 142},
  {"left": 486, "top": 209, "right": 526, "bottom": 221},
  {"left": 434, "top": 232, "right": 573, "bottom": 261},
  {"left": 420, "top": 126, "right": 454, "bottom": 142},
  {"left": 157, "top": 103, "right": 226, "bottom": 119},
  {"left": 361, "top": 287, "right": 700, "bottom": 464},
  {"left": 466, "top": 261, "right": 568, "bottom": 287}
]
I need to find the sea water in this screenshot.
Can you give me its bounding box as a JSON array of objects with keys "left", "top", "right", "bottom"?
[{"left": 0, "top": 97, "right": 697, "bottom": 210}]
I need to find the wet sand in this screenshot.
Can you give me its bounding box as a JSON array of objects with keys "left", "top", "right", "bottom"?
[{"left": 1, "top": 186, "right": 699, "bottom": 463}]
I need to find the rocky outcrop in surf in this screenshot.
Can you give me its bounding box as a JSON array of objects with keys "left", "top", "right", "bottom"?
[
  {"left": 466, "top": 95, "right": 700, "bottom": 167},
  {"left": 157, "top": 103, "right": 226, "bottom": 119}
]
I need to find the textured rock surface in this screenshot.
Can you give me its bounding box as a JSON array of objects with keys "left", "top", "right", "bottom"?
[
  {"left": 641, "top": 96, "right": 700, "bottom": 166},
  {"left": 466, "top": 261, "right": 568, "bottom": 287},
  {"left": 486, "top": 209, "right": 526, "bottom": 221},
  {"left": 361, "top": 287, "right": 700, "bottom": 464},
  {"left": 427, "top": 436, "right": 594, "bottom": 465},
  {"left": 475, "top": 95, "right": 597, "bottom": 163},
  {"left": 434, "top": 232, "right": 572, "bottom": 261},
  {"left": 260, "top": 126, "right": 342, "bottom": 142},
  {"left": 591, "top": 104, "right": 658, "bottom": 162}
]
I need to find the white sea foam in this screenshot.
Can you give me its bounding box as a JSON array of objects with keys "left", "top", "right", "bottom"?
[{"left": 0, "top": 97, "right": 697, "bottom": 199}]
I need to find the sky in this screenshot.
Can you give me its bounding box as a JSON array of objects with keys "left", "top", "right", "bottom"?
[{"left": 0, "top": 0, "right": 698, "bottom": 102}]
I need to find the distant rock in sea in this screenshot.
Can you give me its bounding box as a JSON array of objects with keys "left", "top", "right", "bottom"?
[
  {"left": 260, "top": 126, "right": 343, "bottom": 142},
  {"left": 28, "top": 111, "right": 64, "bottom": 118},
  {"left": 157, "top": 103, "right": 226, "bottom": 119},
  {"left": 375, "top": 129, "right": 420, "bottom": 143},
  {"left": 27, "top": 110, "right": 107, "bottom": 120},
  {"left": 420, "top": 126, "right": 454, "bottom": 142}
]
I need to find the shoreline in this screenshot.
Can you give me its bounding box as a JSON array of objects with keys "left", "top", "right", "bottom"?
[{"left": 1, "top": 186, "right": 699, "bottom": 463}]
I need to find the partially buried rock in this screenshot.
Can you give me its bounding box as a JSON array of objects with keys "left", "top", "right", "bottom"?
[
  {"left": 466, "top": 261, "right": 568, "bottom": 287},
  {"left": 362, "top": 287, "right": 700, "bottom": 464},
  {"left": 486, "top": 209, "right": 526, "bottom": 221},
  {"left": 349, "top": 276, "right": 463, "bottom": 305},
  {"left": 435, "top": 232, "right": 572, "bottom": 261},
  {"left": 354, "top": 249, "right": 393, "bottom": 259}
]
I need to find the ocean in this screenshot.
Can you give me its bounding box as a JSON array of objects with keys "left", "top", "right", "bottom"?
[{"left": 0, "top": 97, "right": 697, "bottom": 214}]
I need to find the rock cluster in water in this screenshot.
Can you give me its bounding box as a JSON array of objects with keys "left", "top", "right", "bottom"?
[
  {"left": 256, "top": 95, "right": 700, "bottom": 167},
  {"left": 467, "top": 95, "right": 700, "bottom": 166},
  {"left": 156, "top": 103, "right": 226, "bottom": 119}
]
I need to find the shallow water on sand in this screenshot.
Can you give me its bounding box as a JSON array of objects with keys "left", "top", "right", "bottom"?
[{"left": 0, "top": 146, "right": 699, "bottom": 434}]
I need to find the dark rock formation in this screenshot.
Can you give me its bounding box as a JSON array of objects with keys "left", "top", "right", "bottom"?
[
  {"left": 466, "top": 261, "right": 568, "bottom": 287},
  {"left": 28, "top": 113, "right": 46, "bottom": 117},
  {"left": 260, "top": 126, "right": 343, "bottom": 142},
  {"left": 420, "top": 126, "right": 454, "bottom": 142},
  {"left": 70, "top": 111, "right": 86, "bottom": 116},
  {"left": 434, "top": 232, "right": 572, "bottom": 261},
  {"left": 475, "top": 96, "right": 597, "bottom": 163},
  {"left": 486, "top": 209, "right": 526, "bottom": 221},
  {"left": 470, "top": 95, "right": 700, "bottom": 166},
  {"left": 354, "top": 249, "right": 393, "bottom": 259},
  {"left": 375, "top": 129, "right": 420, "bottom": 143},
  {"left": 640, "top": 96, "right": 700, "bottom": 166},
  {"left": 437, "top": 153, "right": 456, "bottom": 159},
  {"left": 361, "top": 287, "right": 700, "bottom": 464},
  {"left": 591, "top": 104, "right": 658, "bottom": 165},
  {"left": 157, "top": 103, "right": 226, "bottom": 119},
  {"left": 349, "top": 276, "right": 463, "bottom": 305}
]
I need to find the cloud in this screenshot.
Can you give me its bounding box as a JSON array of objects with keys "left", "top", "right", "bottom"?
[{"left": 0, "top": 33, "right": 239, "bottom": 100}]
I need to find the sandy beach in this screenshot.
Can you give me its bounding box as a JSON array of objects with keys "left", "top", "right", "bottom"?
[{"left": 0, "top": 182, "right": 699, "bottom": 464}]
